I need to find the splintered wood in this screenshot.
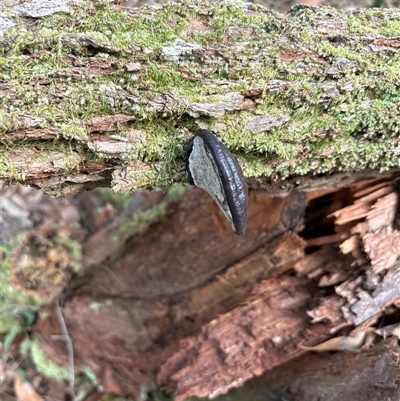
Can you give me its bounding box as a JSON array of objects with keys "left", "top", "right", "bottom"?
[
  {"left": 158, "top": 276, "right": 316, "bottom": 400},
  {"left": 34, "top": 189, "right": 308, "bottom": 398},
  {"left": 22, "top": 175, "right": 399, "bottom": 400},
  {"left": 297, "top": 178, "right": 400, "bottom": 330},
  {"left": 334, "top": 178, "right": 400, "bottom": 273},
  {"left": 299, "top": 177, "right": 400, "bottom": 329},
  {"left": 159, "top": 176, "right": 400, "bottom": 400}
]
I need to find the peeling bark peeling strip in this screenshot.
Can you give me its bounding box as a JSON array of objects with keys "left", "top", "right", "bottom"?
[
  {"left": 188, "top": 93, "right": 244, "bottom": 117},
  {"left": 33, "top": 173, "right": 107, "bottom": 197},
  {"left": 246, "top": 114, "right": 290, "bottom": 133},
  {"left": 126, "top": 62, "right": 142, "bottom": 72},
  {"left": 313, "top": 16, "right": 349, "bottom": 34},
  {"left": 364, "top": 37, "right": 400, "bottom": 53},
  {"left": 87, "top": 140, "right": 133, "bottom": 155},
  {"left": 0, "top": 128, "right": 60, "bottom": 141},
  {"left": 9, "top": 151, "right": 81, "bottom": 176},
  {"left": 1, "top": 115, "right": 48, "bottom": 134},
  {"left": 351, "top": 270, "right": 400, "bottom": 325},
  {"left": 87, "top": 115, "right": 135, "bottom": 133},
  {"left": 63, "top": 173, "right": 104, "bottom": 184},
  {"left": 265, "top": 80, "right": 292, "bottom": 92},
  {"left": 14, "top": 0, "right": 72, "bottom": 18}
]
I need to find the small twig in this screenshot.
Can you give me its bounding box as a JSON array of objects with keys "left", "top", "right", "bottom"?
[
  {"left": 49, "top": 335, "right": 67, "bottom": 340},
  {"left": 7, "top": 355, "right": 27, "bottom": 373},
  {"left": 55, "top": 298, "right": 76, "bottom": 401}
]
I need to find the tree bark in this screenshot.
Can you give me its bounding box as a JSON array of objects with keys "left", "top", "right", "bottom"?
[{"left": 1, "top": 0, "right": 400, "bottom": 196}]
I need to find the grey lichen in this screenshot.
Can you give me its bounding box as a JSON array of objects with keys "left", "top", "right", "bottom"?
[
  {"left": 162, "top": 38, "right": 203, "bottom": 62},
  {"left": 0, "top": 13, "right": 15, "bottom": 35},
  {"left": 14, "top": 0, "right": 73, "bottom": 18}
]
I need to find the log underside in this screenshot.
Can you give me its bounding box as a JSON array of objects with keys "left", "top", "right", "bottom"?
[{"left": 5, "top": 171, "right": 396, "bottom": 400}]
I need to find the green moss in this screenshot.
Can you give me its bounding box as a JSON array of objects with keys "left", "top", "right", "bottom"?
[
  {"left": 79, "top": 365, "right": 97, "bottom": 386},
  {"left": 0, "top": 315, "right": 20, "bottom": 335},
  {"left": 92, "top": 187, "right": 133, "bottom": 212},
  {"left": 30, "top": 340, "right": 70, "bottom": 382},
  {"left": 0, "top": 227, "right": 84, "bottom": 336},
  {"left": 145, "top": 63, "right": 195, "bottom": 93},
  {"left": 20, "top": 338, "right": 34, "bottom": 356},
  {"left": 168, "top": 183, "right": 188, "bottom": 201},
  {"left": 30, "top": 339, "right": 98, "bottom": 388},
  {"left": 112, "top": 203, "right": 167, "bottom": 243},
  {"left": 53, "top": 235, "right": 82, "bottom": 273},
  {"left": 347, "top": 10, "right": 400, "bottom": 36},
  {"left": 0, "top": 236, "right": 46, "bottom": 329},
  {"left": 59, "top": 123, "right": 88, "bottom": 140}
]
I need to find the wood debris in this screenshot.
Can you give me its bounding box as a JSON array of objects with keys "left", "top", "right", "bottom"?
[
  {"left": 4, "top": 175, "right": 400, "bottom": 400},
  {"left": 158, "top": 176, "right": 400, "bottom": 400}
]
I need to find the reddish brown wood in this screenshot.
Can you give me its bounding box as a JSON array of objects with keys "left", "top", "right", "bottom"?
[
  {"left": 7, "top": 174, "right": 400, "bottom": 400},
  {"left": 34, "top": 188, "right": 307, "bottom": 396}
]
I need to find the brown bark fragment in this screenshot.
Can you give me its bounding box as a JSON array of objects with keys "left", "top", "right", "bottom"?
[
  {"left": 58, "top": 57, "right": 122, "bottom": 78},
  {"left": 363, "top": 37, "right": 400, "bottom": 52},
  {"left": 87, "top": 115, "right": 135, "bottom": 133},
  {"left": 87, "top": 138, "right": 133, "bottom": 155},
  {"left": 364, "top": 229, "right": 400, "bottom": 274},
  {"left": 9, "top": 150, "right": 82, "bottom": 179},
  {"left": 305, "top": 296, "right": 346, "bottom": 326}
]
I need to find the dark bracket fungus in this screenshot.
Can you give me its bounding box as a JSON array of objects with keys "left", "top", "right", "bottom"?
[{"left": 187, "top": 129, "right": 248, "bottom": 235}]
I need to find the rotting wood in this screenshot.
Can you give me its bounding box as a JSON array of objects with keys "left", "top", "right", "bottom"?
[
  {"left": 3, "top": 173, "right": 400, "bottom": 399},
  {"left": 158, "top": 275, "right": 315, "bottom": 400},
  {"left": 200, "top": 338, "right": 400, "bottom": 401},
  {"left": 1, "top": 0, "right": 400, "bottom": 196},
  {"left": 32, "top": 188, "right": 307, "bottom": 397},
  {"left": 156, "top": 176, "right": 400, "bottom": 400}
]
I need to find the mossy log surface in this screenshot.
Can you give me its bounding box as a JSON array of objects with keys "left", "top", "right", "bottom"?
[{"left": 1, "top": 0, "right": 400, "bottom": 196}]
